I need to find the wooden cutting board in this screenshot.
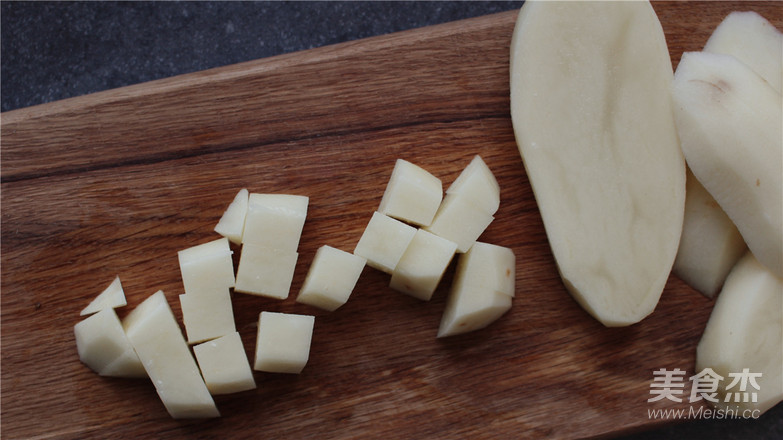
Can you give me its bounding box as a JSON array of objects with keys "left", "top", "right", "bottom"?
[{"left": 2, "top": 2, "right": 780, "bottom": 438}]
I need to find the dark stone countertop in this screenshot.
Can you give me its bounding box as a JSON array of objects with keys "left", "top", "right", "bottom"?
[{"left": 1, "top": 2, "right": 780, "bottom": 439}]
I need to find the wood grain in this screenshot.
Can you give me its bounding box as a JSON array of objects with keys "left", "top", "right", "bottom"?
[{"left": 2, "top": 2, "right": 781, "bottom": 439}]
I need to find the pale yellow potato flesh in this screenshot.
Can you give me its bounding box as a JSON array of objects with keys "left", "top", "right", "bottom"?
[
  {"left": 509, "top": 0, "right": 685, "bottom": 326},
  {"left": 214, "top": 188, "right": 249, "bottom": 244},
  {"left": 703, "top": 11, "right": 782, "bottom": 93},
  {"left": 378, "top": 159, "right": 443, "bottom": 227},
  {"left": 672, "top": 51, "right": 783, "bottom": 277},
  {"left": 79, "top": 275, "right": 127, "bottom": 316},
  {"left": 696, "top": 253, "right": 783, "bottom": 416},
  {"left": 673, "top": 170, "right": 747, "bottom": 298},
  {"left": 123, "top": 291, "right": 219, "bottom": 418}
]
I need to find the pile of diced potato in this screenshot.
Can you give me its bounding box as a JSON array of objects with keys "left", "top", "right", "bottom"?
[{"left": 74, "top": 154, "right": 515, "bottom": 418}]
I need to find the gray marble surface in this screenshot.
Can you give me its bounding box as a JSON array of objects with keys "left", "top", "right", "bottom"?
[{"left": 2, "top": 2, "right": 780, "bottom": 439}]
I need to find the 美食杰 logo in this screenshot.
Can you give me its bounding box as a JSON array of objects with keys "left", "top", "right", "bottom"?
[{"left": 646, "top": 367, "right": 763, "bottom": 420}]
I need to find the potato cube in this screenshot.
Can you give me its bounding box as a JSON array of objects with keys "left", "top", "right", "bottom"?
[
  {"left": 425, "top": 194, "right": 494, "bottom": 253},
  {"left": 123, "top": 291, "right": 219, "bottom": 418},
  {"left": 178, "top": 238, "right": 235, "bottom": 297},
  {"left": 378, "top": 159, "right": 443, "bottom": 226},
  {"left": 179, "top": 289, "right": 236, "bottom": 344},
  {"left": 101, "top": 349, "right": 148, "bottom": 378},
  {"left": 234, "top": 244, "right": 298, "bottom": 299},
  {"left": 80, "top": 275, "right": 127, "bottom": 316},
  {"left": 437, "top": 286, "right": 512, "bottom": 338},
  {"left": 242, "top": 193, "right": 308, "bottom": 252},
  {"left": 74, "top": 308, "right": 145, "bottom": 377},
  {"left": 214, "top": 188, "right": 249, "bottom": 244},
  {"left": 297, "top": 245, "right": 366, "bottom": 311},
  {"left": 254, "top": 312, "right": 315, "bottom": 374},
  {"left": 446, "top": 155, "right": 500, "bottom": 215},
  {"left": 354, "top": 212, "right": 417, "bottom": 273},
  {"left": 457, "top": 241, "right": 516, "bottom": 297},
  {"left": 437, "top": 245, "right": 514, "bottom": 337},
  {"left": 193, "top": 332, "right": 256, "bottom": 395},
  {"left": 390, "top": 229, "right": 457, "bottom": 301}
]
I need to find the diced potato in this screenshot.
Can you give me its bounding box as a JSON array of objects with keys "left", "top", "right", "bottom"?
[
  {"left": 101, "top": 348, "right": 148, "bottom": 378},
  {"left": 254, "top": 312, "right": 314, "bottom": 374},
  {"left": 509, "top": 0, "right": 685, "bottom": 326},
  {"left": 703, "top": 11, "right": 782, "bottom": 93},
  {"left": 438, "top": 287, "right": 512, "bottom": 338},
  {"left": 80, "top": 275, "right": 127, "bottom": 316},
  {"left": 456, "top": 241, "right": 515, "bottom": 297},
  {"left": 672, "top": 51, "right": 782, "bottom": 277},
  {"left": 234, "top": 244, "right": 298, "bottom": 299},
  {"left": 214, "top": 188, "right": 249, "bottom": 244},
  {"left": 425, "top": 194, "right": 494, "bottom": 253},
  {"left": 74, "top": 308, "right": 145, "bottom": 378},
  {"left": 242, "top": 193, "right": 308, "bottom": 253},
  {"left": 378, "top": 159, "right": 443, "bottom": 227},
  {"left": 673, "top": 170, "right": 747, "bottom": 298},
  {"left": 354, "top": 212, "right": 417, "bottom": 274},
  {"left": 696, "top": 253, "right": 782, "bottom": 415},
  {"left": 390, "top": 229, "right": 457, "bottom": 301},
  {"left": 193, "top": 332, "right": 256, "bottom": 395},
  {"left": 178, "top": 238, "right": 235, "bottom": 297},
  {"left": 446, "top": 155, "right": 500, "bottom": 215},
  {"left": 123, "top": 291, "right": 219, "bottom": 418},
  {"left": 437, "top": 241, "right": 515, "bottom": 337},
  {"left": 179, "top": 289, "right": 236, "bottom": 344},
  {"left": 297, "top": 245, "right": 366, "bottom": 311}
]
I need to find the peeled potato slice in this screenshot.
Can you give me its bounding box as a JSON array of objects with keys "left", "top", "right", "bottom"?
[
  {"left": 509, "top": 0, "right": 685, "bottom": 326},
  {"left": 672, "top": 51, "right": 782, "bottom": 277},
  {"left": 673, "top": 170, "right": 746, "bottom": 298},
  {"left": 696, "top": 252, "right": 782, "bottom": 415},
  {"left": 703, "top": 11, "right": 782, "bottom": 93}
]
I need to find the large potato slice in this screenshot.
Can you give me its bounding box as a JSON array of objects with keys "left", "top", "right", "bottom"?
[
  {"left": 673, "top": 169, "right": 746, "bottom": 298},
  {"left": 703, "top": 11, "right": 782, "bottom": 93},
  {"left": 696, "top": 252, "right": 782, "bottom": 416},
  {"left": 672, "top": 51, "right": 783, "bottom": 277},
  {"left": 509, "top": 1, "right": 685, "bottom": 326}
]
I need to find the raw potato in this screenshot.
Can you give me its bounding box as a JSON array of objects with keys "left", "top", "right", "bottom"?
[
  {"left": 80, "top": 275, "right": 126, "bottom": 316},
  {"left": 425, "top": 194, "right": 494, "bottom": 253},
  {"left": 672, "top": 51, "right": 783, "bottom": 277},
  {"left": 446, "top": 155, "right": 500, "bottom": 215},
  {"left": 214, "top": 188, "right": 249, "bottom": 244},
  {"left": 696, "top": 252, "right": 782, "bottom": 415},
  {"left": 437, "top": 243, "right": 515, "bottom": 337},
  {"left": 378, "top": 159, "right": 443, "bottom": 227},
  {"left": 178, "top": 238, "right": 236, "bottom": 297},
  {"left": 123, "top": 290, "right": 219, "bottom": 418},
  {"left": 509, "top": 1, "right": 685, "bottom": 326},
  {"left": 673, "top": 170, "right": 747, "bottom": 298},
  {"left": 254, "top": 311, "right": 314, "bottom": 374},
  {"left": 74, "top": 308, "right": 145, "bottom": 378},
  {"left": 193, "top": 332, "right": 256, "bottom": 395},
  {"left": 234, "top": 244, "right": 298, "bottom": 299},
  {"left": 673, "top": 11, "right": 779, "bottom": 297},
  {"left": 425, "top": 155, "right": 498, "bottom": 253},
  {"left": 297, "top": 245, "right": 366, "bottom": 311},
  {"left": 456, "top": 241, "right": 515, "bottom": 297},
  {"left": 390, "top": 229, "right": 457, "bottom": 301},
  {"left": 703, "top": 11, "right": 782, "bottom": 93},
  {"left": 179, "top": 289, "right": 236, "bottom": 344},
  {"left": 354, "top": 211, "right": 417, "bottom": 273},
  {"left": 242, "top": 193, "right": 308, "bottom": 252}
]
